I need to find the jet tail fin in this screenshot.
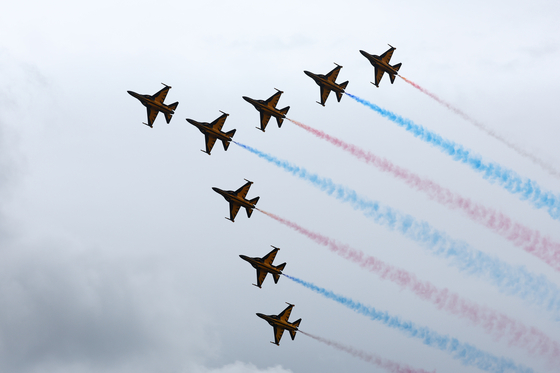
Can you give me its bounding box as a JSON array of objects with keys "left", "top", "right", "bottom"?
[
  {"left": 336, "top": 81, "right": 349, "bottom": 101},
  {"left": 276, "top": 107, "right": 290, "bottom": 127},
  {"left": 272, "top": 262, "right": 286, "bottom": 284},
  {"left": 289, "top": 319, "right": 301, "bottom": 340},
  {"left": 245, "top": 197, "right": 260, "bottom": 218},
  {"left": 167, "top": 101, "right": 179, "bottom": 111},
  {"left": 275, "top": 262, "right": 286, "bottom": 273},
  {"left": 222, "top": 129, "right": 236, "bottom": 151}
]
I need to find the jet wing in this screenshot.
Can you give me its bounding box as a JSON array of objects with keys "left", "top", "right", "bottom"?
[
  {"left": 373, "top": 66, "right": 384, "bottom": 87},
  {"left": 205, "top": 134, "right": 218, "bottom": 154},
  {"left": 259, "top": 112, "right": 272, "bottom": 131},
  {"left": 234, "top": 181, "right": 252, "bottom": 199},
  {"left": 265, "top": 91, "right": 282, "bottom": 108},
  {"left": 211, "top": 113, "right": 228, "bottom": 132},
  {"left": 380, "top": 46, "right": 395, "bottom": 64},
  {"left": 255, "top": 268, "right": 268, "bottom": 288},
  {"left": 151, "top": 85, "right": 170, "bottom": 104},
  {"left": 146, "top": 107, "right": 159, "bottom": 126},
  {"left": 326, "top": 65, "right": 342, "bottom": 82},
  {"left": 229, "top": 202, "right": 241, "bottom": 221},
  {"left": 278, "top": 304, "right": 294, "bottom": 322},
  {"left": 262, "top": 247, "right": 279, "bottom": 265},
  {"left": 319, "top": 86, "right": 332, "bottom": 106},
  {"left": 273, "top": 326, "right": 286, "bottom": 345}
]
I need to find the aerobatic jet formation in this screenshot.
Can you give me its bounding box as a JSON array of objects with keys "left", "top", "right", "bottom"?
[
  {"left": 256, "top": 303, "right": 301, "bottom": 346},
  {"left": 242, "top": 89, "right": 290, "bottom": 132},
  {"left": 212, "top": 179, "right": 260, "bottom": 222},
  {"left": 304, "top": 63, "right": 349, "bottom": 106},
  {"left": 360, "top": 45, "right": 402, "bottom": 87},
  {"left": 186, "top": 111, "right": 236, "bottom": 155},
  {"left": 127, "top": 83, "right": 179, "bottom": 128},
  {"left": 239, "top": 246, "right": 286, "bottom": 288}
]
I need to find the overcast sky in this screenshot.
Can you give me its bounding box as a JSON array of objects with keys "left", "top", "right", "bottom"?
[{"left": 1, "top": 1, "right": 560, "bottom": 373}]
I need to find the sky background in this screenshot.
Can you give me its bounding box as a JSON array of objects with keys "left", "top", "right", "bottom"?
[{"left": 1, "top": 1, "right": 560, "bottom": 372}]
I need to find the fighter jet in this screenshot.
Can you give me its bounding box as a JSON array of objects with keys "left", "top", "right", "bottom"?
[
  {"left": 212, "top": 179, "right": 260, "bottom": 222},
  {"left": 186, "top": 111, "right": 236, "bottom": 155},
  {"left": 239, "top": 246, "right": 286, "bottom": 288},
  {"left": 242, "top": 89, "right": 290, "bottom": 132},
  {"left": 304, "top": 63, "right": 349, "bottom": 106},
  {"left": 360, "top": 45, "right": 402, "bottom": 87},
  {"left": 256, "top": 303, "right": 301, "bottom": 346},
  {"left": 127, "top": 83, "right": 179, "bottom": 127}
]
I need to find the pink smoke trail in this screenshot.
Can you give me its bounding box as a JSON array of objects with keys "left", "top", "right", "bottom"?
[
  {"left": 287, "top": 117, "right": 560, "bottom": 273},
  {"left": 399, "top": 75, "right": 560, "bottom": 179},
  {"left": 299, "top": 330, "right": 435, "bottom": 373},
  {"left": 258, "top": 208, "right": 560, "bottom": 364}
]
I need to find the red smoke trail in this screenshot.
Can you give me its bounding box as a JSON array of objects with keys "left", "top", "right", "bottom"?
[
  {"left": 258, "top": 209, "right": 560, "bottom": 364},
  {"left": 299, "top": 330, "right": 435, "bottom": 373},
  {"left": 287, "top": 118, "right": 560, "bottom": 273},
  {"left": 399, "top": 75, "right": 560, "bottom": 178}
]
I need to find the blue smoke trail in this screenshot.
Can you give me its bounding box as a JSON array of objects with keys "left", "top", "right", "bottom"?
[
  {"left": 233, "top": 141, "right": 560, "bottom": 318},
  {"left": 284, "top": 274, "right": 533, "bottom": 373},
  {"left": 345, "top": 92, "right": 560, "bottom": 221}
]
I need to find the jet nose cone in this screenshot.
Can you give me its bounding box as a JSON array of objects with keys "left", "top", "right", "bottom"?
[
  {"left": 127, "top": 90, "right": 134, "bottom": 96},
  {"left": 239, "top": 254, "right": 248, "bottom": 260},
  {"left": 359, "top": 50, "right": 367, "bottom": 57},
  {"left": 242, "top": 96, "right": 250, "bottom": 102},
  {"left": 212, "top": 187, "right": 220, "bottom": 193},
  {"left": 303, "top": 70, "right": 313, "bottom": 77},
  {"left": 256, "top": 313, "right": 265, "bottom": 319}
]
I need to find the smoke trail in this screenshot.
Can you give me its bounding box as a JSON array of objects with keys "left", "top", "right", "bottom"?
[
  {"left": 299, "top": 330, "right": 435, "bottom": 373},
  {"left": 287, "top": 118, "right": 560, "bottom": 272},
  {"left": 399, "top": 75, "right": 560, "bottom": 179},
  {"left": 285, "top": 275, "right": 533, "bottom": 373},
  {"left": 233, "top": 141, "right": 560, "bottom": 318},
  {"left": 344, "top": 92, "right": 560, "bottom": 221},
  {"left": 262, "top": 209, "right": 560, "bottom": 362}
]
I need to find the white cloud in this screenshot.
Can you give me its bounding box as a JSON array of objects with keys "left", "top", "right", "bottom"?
[{"left": 190, "top": 361, "right": 292, "bottom": 373}]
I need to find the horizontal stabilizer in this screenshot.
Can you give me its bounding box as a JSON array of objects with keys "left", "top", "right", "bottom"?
[
  {"left": 336, "top": 81, "right": 348, "bottom": 102},
  {"left": 272, "top": 273, "right": 281, "bottom": 283},
  {"left": 275, "top": 262, "right": 286, "bottom": 273},
  {"left": 289, "top": 319, "right": 301, "bottom": 339},
  {"left": 248, "top": 196, "right": 260, "bottom": 206},
  {"left": 167, "top": 101, "right": 179, "bottom": 111},
  {"left": 392, "top": 62, "right": 402, "bottom": 72},
  {"left": 389, "top": 74, "right": 396, "bottom": 84}
]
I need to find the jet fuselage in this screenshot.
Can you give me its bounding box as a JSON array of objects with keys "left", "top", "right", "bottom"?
[
  {"left": 359, "top": 50, "right": 399, "bottom": 76},
  {"left": 242, "top": 96, "right": 286, "bottom": 119},
  {"left": 127, "top": 91, "right": 175, "bottom": 115},
  {"left": 239, "top": 255, "right": 283, "bottom": 275},
  {"left": 187, "top": 119, "right": 234, "bottom": 142},
  {"left": 256, "top": 313, "right": 298, "bottom": 332},
  {"left": 303, "top": 70, "right": 346, "bottom": 93},
  {"left": 212, "top": 187, "right": 257, "bottom": 210}
]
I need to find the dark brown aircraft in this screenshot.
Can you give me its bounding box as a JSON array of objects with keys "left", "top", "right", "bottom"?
[
  {"left": 239, "top": 246, "right": 286, "bottom": 288},
  {"left": 360, "top": 45, "right": 402, "bottom": 87},
  {"left": 127, "top": 83, "right": 179, "bottom": 127},
  {"left": 186, "top": 111, "right": 236, "bottom": 155},
  {"left": 304, "top": 63, "right": 348, "bottom": 106},
  {"left": 242, "top": 89, "right": 290, "bottom": 132}
]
